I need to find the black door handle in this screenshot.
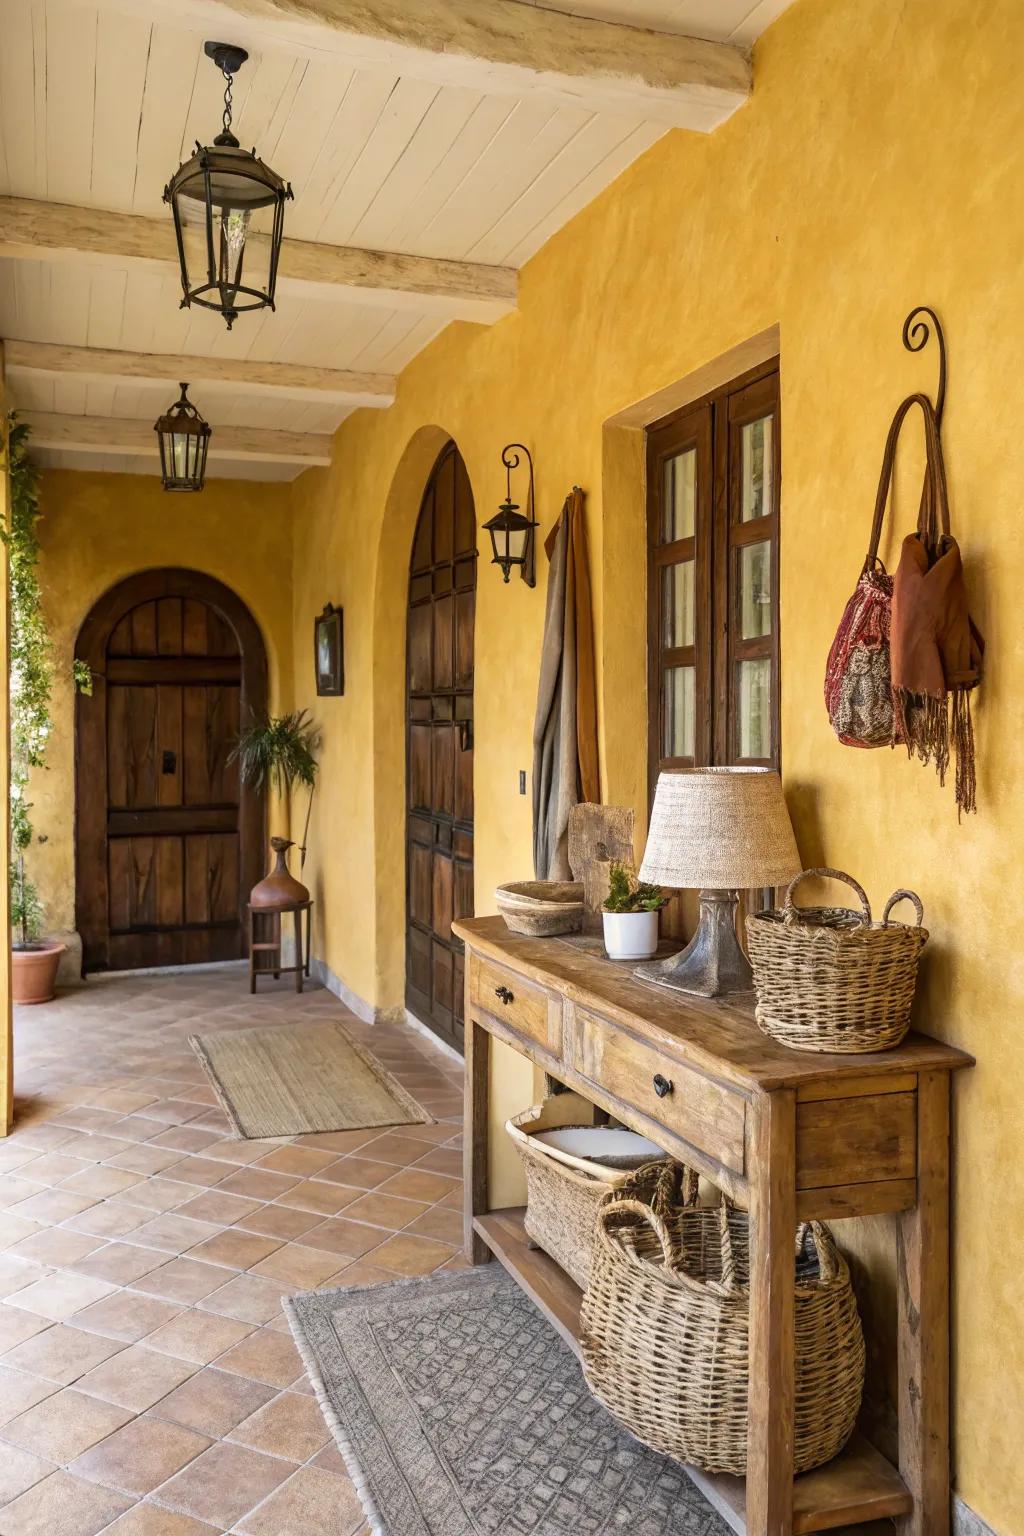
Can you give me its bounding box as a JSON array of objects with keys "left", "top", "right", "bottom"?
[
  {"left": 162, "top": 750, "right": 177, "bottom": 775},
  {"left": 652, "top": 1073, "right": 673, "bottom": 1099},
  {"left": 494, "top": 985, "right": 514, "bottom": 1005}
]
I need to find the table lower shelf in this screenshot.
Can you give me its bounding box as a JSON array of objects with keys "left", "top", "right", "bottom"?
[{"left": 473, "top": 1208, "right": 912, "bottom": 1536}]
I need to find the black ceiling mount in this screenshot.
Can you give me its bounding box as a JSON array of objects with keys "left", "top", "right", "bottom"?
[{"left": 204, "top": 42, "right": 248, "bottom": 75}]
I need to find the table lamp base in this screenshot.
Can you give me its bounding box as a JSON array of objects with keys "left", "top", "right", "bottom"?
[{"left": 634, "top": 888, "right": 752, "bottom": 999}]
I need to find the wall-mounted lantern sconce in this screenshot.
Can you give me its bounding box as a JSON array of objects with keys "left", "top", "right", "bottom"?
[
  {"left": 483, "top": 443, "right": 537, "bottom": 586},
  {"left": 154, "top": 383, "right": 211, "bottom": 491},
  {"left": 163, "top": 42, "right": 292, "bottom": 331}
]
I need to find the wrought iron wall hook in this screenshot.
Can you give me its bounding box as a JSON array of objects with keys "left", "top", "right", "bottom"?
[{"left": 902, "top": 305, "right": 947, "bottom": 427}]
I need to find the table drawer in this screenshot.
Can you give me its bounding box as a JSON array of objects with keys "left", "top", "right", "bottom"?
[
  {"left": 571, "top": 1006, "right": 747, "bottom": 1174},
  {"left": 469, "top": 953, "right": 553, "bottom": 1051}
]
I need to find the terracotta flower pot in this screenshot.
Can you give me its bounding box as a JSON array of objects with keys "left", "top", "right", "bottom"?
[
  {"left": 12, "top": 939, "right": 66, "bottom": 1005},
  {"left": 250, "top": 836, "right": 310, "bottom": 911}
]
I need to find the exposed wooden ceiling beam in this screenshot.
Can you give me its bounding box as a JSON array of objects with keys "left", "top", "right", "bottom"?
[
  {"left": 0, "top": 198, "right": 517, "bottom": 322},
  {"left": 138, "top": 0, "right": 751, "bottom": 130},
  {"left": 23, "top": 410, "right": 332, "bottom": 466},
  {"left": 5, "top": 340, "right": 396, "bottom": 409}
]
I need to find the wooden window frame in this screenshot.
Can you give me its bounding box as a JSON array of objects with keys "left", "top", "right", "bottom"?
[{"left": 647, "top": 358, "right": 781, "bottom": 800}]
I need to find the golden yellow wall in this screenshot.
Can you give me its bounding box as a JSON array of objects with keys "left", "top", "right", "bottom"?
[
  {"left": 0, "top": 355, "right": 13, "bottom": 1130},
  {"left": 287, "top": 0, "right": 1018, "bottom": 1525},
  {"left": 32, "top": 469, "right": 295, "bottom": 943}
]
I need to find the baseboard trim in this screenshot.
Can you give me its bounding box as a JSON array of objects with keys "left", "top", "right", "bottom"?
[
  {"left": 309, "top": 957, "right": 405, "bottom": 1029},
  {"left": 404, "top": 1008, "right": 464, "bottom": 1065},
  {"left": 955, "top": 1495, "right": 999, "bottom": 1536}
]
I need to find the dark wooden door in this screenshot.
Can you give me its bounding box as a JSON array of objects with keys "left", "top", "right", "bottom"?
[
  {"left": 76, "top": 570, "right": 267, "bottom": 972},
  {"left": 406, "top": 443, "right": 475, "bottom": 1053}
]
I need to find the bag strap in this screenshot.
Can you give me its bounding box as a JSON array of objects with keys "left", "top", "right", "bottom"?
[{"left": 864, "top": 391, "right": 949, "bottom": 574}]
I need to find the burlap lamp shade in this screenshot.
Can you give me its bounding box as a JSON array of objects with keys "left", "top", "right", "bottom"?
[{"left": 636, "top": 767, "right": 802, "bottom": 998}]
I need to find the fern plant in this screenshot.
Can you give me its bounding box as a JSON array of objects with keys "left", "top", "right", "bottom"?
[
  {"left": 230, "top": 710, "right": 320, "bottom": 868},
  {"left": 603, "top": 861, "right": 667, "bottom": 914}
]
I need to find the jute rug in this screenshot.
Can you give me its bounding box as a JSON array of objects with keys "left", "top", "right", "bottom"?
[
  {"left": 189, "top": 1022, "right": 433, "bottom": 1139},
  {"left": 286, "top": 1266, "right": 731, "bottom": 1536}
]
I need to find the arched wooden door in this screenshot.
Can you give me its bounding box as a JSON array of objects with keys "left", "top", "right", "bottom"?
[
  {"left": 76, "top": 569, "right": 267, "bottom": 973},
  {"left": 406, "top": 443, "right": 476, "bottom": 1053}
]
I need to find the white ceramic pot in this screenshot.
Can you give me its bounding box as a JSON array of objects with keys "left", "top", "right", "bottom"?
[{"left": 602, "top": 909, "right": 659, "bottom": 961}]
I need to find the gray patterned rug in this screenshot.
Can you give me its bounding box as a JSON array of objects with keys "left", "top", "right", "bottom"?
[{"left": 286, "top": 1266, "right": 730, "bottom": 1536}]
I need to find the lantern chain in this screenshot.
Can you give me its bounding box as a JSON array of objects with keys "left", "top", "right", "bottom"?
[{"left": 221, "top": 63, "right": 234, "bottom": 137}]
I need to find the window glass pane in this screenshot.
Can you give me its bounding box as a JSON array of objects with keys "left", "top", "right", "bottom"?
[
  {"left": 737, "top": 658, "right": 772, "bottom": 759},
  {"left": 739, "top": 541, "right": 772, "bottom": 639},
  {"left": 663, "top": 665, "right": 695, "bottom": 758},
  {"left": 741, "top": 415, "right": 773, "bottom": 522},
  {"left": 662, "top": 449, "right": 695, "bottom": 542},
  {"left": 661, "top": 560, "right": 695, "bottom": 648}
]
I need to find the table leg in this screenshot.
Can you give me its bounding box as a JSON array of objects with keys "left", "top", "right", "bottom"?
[
  {"left": 464, "top": 1015, "right": 491, "bottom": 1264},
  {"left": 294, "top": 909, "right": 303, "bottom": 993},
  {"left": 897, "top": 1071, "right": 951, "bottom": 1536},
  {"left": 746, "top": 1087, "right": 796, "bottom": 1536}
]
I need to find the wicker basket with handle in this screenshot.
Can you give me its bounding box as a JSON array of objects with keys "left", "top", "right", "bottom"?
[
  {"left": 506, "top": 1094, "right": 669, "bottom": 1289},
  {"left": 580, "top": 1163, "right": 865, "bottom": 1476},
  {"left": 745, "top": 867, "right": 928, "bottom": 1054}
]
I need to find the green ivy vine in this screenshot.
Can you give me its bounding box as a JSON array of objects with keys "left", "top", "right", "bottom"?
[{"left": 3, "top": 414, "right": 53, "bottom": 945}]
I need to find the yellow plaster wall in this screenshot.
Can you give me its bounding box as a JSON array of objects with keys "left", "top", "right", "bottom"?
[
  {"left": 31, "top": 470, "right": 295, "bottom": 939},
  {"left": 287, "top": 1, "right": 1024, "bottom": 1524},
  {"left": 0, "top": 357, "right": 13, "bottom": 1130}
]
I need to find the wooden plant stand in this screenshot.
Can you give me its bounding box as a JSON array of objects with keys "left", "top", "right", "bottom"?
[
  {"left": 248, "top": 901, "right": 312, "bottom": 993},
  {"left": 454, "top": 916, "right": 973, "bottom": 1536}
]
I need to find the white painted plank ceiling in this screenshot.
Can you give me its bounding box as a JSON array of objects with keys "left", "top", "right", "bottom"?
[{"left": 0, "top": 0, "right": 792, "bottom": 480}]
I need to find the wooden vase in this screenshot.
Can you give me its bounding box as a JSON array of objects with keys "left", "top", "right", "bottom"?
[{"left": 250, "top": 837, "right": 310, "bottom": 910}]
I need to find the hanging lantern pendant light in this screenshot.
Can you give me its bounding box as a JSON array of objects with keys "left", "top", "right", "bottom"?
[
  {"left": 164, "top": 42, "right": 292, "bottom": 330},
  {"left": 154, "top": 383, "right": 212, "bottom": 492},
  {"left": 484, "top": 443, "right": 538, "bottom": 586}
]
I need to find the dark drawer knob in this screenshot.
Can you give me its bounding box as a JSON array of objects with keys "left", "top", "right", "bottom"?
[
  {"left": 652, "top": 1072, "right": 673, "bottom": 1099},
  {"left": 494, "top": 985, "right": 514, "bottom": 1006}
]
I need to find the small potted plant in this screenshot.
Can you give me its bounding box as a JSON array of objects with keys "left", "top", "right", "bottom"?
[
  {"left": 230, "top": 710, "right": 320, "bottom": 909},
  {"left": 602, "top": 862, "right": 668, "bottom": 961}
]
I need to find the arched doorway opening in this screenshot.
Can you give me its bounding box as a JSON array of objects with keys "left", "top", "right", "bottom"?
[
  {"left": 75, "top": 569, "right": 268, "bottom": 973},
  {"left": 405, "top": 442, "right": 476, "bottom": 1052}
]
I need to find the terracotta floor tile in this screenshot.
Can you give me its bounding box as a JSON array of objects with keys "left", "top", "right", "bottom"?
[
  {"left": 367, "top": 1232, "right": 456, "bottom": 1277},
  {"left": 103, "top": 1116, "right": 167, "bottom": 1144},
  {"left": 0, "top": 1368, "right": 57, "bottom": 1426},
  {"left": 378, "top": 1168, "right": 460, "bottom": 1203},
  {"left": 356, "top": 1132, "right": 440, "bottom": 1167},
  {"left": 6, "top": 1191, "right": 98, "bottom": 1225},
  {"left": 0, "top": 1469, "right": 132, "bottom": 1535},
  {"left": 153, "top": 1160, "right": 228, "bottom": 1191},
  {"left": 212, "top": 1328, "right": 303, "bottom": 1388},
  {"left": 143, "top": 1310, "right": 255, "bottom": 1366},
  {"left": 213, "top": 1168, "right": 302, "bottom": 1201},
  {"left": 293, "top": 1128, "right": 378, "bottom": 1155},
  {"left": 233, "top": 1465, "right": 365, "bottom": 1536},
  {"left": 121, "top": 1216, "right": 222, "bottom": 1256},
  {"left": 60, "top": 1167, "right": 147, "bottom": 1201},
  {"left": 100, "top": 1503, "right": 219, "bottom": 1535},
  {"left": 70, "top": 1415, "right": 211, "bottom": 1497},
  {"left": 0, "top": 1442, "right": 56, "bottom": 1505},
  {"left": 71, "top": 1290, "right": 182, "bottom": 1342},
  {"left": 193, "top": 1138, "right": 275, "bottom": 1166},
  {"left": 74, "top": 1343, "right": 198, "bottom": 1411},
  {"left": 135, "top": 1101, "right": 207, "bottom": 1128},
  {"left": 51, "top": 1134, "right": 134, "bottom": 1164},
  {"left": 0, "top": 1218, "right": 44, "bottom": 1253},
  {"left": 110, "top": 1180, "right": 195, "bottom": 1214},
  {"left": 84, "top": 1090, "right": 161, "bottom": 1115},
  {"left": 0, "top": 1179, "right": 47, "bottom": 1211},
  {"left": 322, "top": 1157, "right": 395, "bottom": 1190},
  {"left": 0, "top": 1386, "right": 133, "bottom": 1462},
  {"left": 254, "top": 1146, "right": 340, "bottom": 1177},
  {"left": 153, "top": 1440, "right": 292, "bottom": 1528},
  {"left": 62, "top": 1203, "right": 149, "bottom": 1240},
  {"left": 6, "top": 1228, "right": 103, "bottom": 1268},
  {"left": 5, "top": 1271, "right": 118, "bottom": 1321},
  {"left": 145, "top": 1128, "right": 221, "bottom": 1157},
  {"left": 295, "top": 1218, "right": 385, "bottom": 1260},
  {"left": 412, "top": 1146, "right": 463, "bottom": 1176},
  {"left": 0, "top": 1257, "right": 48, "bottom": 1301},
  {"left": 132, "top": 1259, "right": 227, "bottom": 1305},
  {"left": 10, "top": 1153, "right": 88, "bottom": 1188},
  {"left": 341, "top": 1191, "right": 430, "bottom": 1230},
  {"left": 151, "top": 1367, "right": 277, "bottom": 1438},
  {"left": 183, "top": 1230, "right": 282, "bottom": 1271},
  {"left": 170, "top": 1190, "right": 262, "bottom": 1226},
  {"left": 251, "top": 1244, "right": 347, "bottom": 1289},
  {"left": 69, "top": 1243, "right": 165, "bottom": 1286},
  {"left": 105, "top": 1147, "right": 189, "bottom": 1178},
  {"left": 405, "top": 1205, "right": 464, "bottom": 1244},
  {"left": 196, "top": 1273, "right": 289, "bottom": 1326},
  {"left": 317, "top": 1259, "right": 396, "bottom": 1289},
  {"left": 276, "top": 1178, "right": 362, "bottom": 1216},
  {"left": 1, "top": 1323, "right": 125, "bottom": 1384},
  {"left": 228, "top": 1388, "right": 330, "bottom": 1461},
  {"left": 234, "top": 1203, "right": 323, "bottom": 1241}
]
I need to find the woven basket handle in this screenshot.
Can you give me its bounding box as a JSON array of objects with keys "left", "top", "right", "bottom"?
[
  {"left": 709, "top": 1196, "right": 743, "bottom": 1295},
  {"left": 596, "top": 1197, "right": 677, "bottom": 1270},
  {"left": 783, "top": 868, "right": 872, "bottom": 926},
  {"left": 797, "top": 1221, "right": 839, "bottom": 1283},
  {"left": 882, "top": 888, "right": 925, "bottom": 928}
]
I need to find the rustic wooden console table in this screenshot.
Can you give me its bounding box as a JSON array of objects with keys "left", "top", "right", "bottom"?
[{"left": 454, "top": 916, "right": 973, "bottom": 1536}]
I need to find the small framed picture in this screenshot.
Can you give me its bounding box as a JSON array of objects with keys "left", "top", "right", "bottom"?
[{"left": 314, "top": 603, "right": 344, "bottom": 696}]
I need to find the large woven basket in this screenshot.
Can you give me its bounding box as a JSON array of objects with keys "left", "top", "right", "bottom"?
[
  {"left": 745, "top": 867, "right": 928, "bottom": 1054},
  {"left": 507, "top": 1095, "right": 668, "bottom": 1289},
  {"left": 580, "top": 1163, "right": 865, "bottom": 1476}
]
